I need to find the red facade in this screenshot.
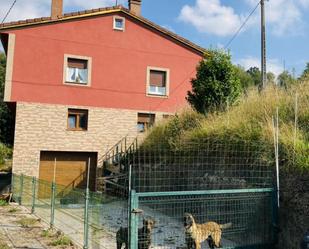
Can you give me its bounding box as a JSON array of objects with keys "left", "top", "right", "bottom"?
[{"left": 1, "top": 10, "right": 203, "bottom": 113}]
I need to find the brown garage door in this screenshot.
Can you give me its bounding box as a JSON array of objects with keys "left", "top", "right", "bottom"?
[{"left": 39, "top": 151, "right": 97, "bottom": 196}]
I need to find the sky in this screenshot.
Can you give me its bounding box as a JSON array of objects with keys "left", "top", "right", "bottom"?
[{"left": 0, "top": 0, "right": 308, "bottom": 76}]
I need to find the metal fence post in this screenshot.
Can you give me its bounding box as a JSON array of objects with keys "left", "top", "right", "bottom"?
[
  {"left": 83, "top": 188, "right": 90, "bottom": 249},
  {"left": 31, "top": 177, "right": 37, "bottom": 214},
  {"left": 129, "top": 190, "right": 138, "bottom": 249},
  {"left": 19, "top": 174, "right": 24, "bottom": 205},
  {"left": 83, "top": 157, "right": 91, "bottom": 249},
  {"left": 50, "top": 181, "right": 56, "bottom": 228}
]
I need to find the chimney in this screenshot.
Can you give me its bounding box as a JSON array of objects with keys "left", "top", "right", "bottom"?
[
  {"left": 128, "top": 0, "right": 142, "bottom": 16},
  {"left": 51, "top": 0, "right": 63, "bottom": 19}
]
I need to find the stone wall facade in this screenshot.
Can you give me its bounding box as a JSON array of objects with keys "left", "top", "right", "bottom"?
[{"left": 12, "top": 102, "right": 167, "bottom": 177}]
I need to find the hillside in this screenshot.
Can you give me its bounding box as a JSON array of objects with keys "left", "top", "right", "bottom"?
[
  {"left": 143, "top": 82, "right": 309, "bottom": 170},
  {"left": 142, "top": 82, "right": 309, "bottom": 249}
]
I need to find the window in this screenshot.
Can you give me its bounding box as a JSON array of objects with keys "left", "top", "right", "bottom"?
[
  {"left": 137, "top": 113, "right": 155, "bottom": 132},
  {"left": 163, "top": 114, "right": 173, "bottom": 119},
  {"left": 67, "top": 109, "right": 88, "bottom": 131},
  {"left": 63, "top": 55, "right": 92, "bottom": 86},
  {"left": 147, "top": 67, "right": 170, "bottom": 97},
  {"left": 113, "top": 16, "right": 125, "bottom": 31}
]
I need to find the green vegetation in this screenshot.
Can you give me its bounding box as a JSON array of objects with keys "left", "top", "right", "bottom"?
[
  {"left": 0, "top": 200, "right": 8, "bottom": 206},
  {"left": 8, "top": 207, "right": 19, "bottom": 213},
  {"left": 299, "top": 62, "right": 309, "bottom": 81},
  {"left": 0, "top": 53, "right": 13, "bottom": 171},
  {"left": 0, "top": 235, "right": 9, "bottom": 249},
  {"left": 50, "top": 235, "right": 72, "bottom": 246},
  {"left": 17, "top": 217, "right": 39, "bottom": 227},
  {"left": 278, "top": 70, "right": 296, "bottom": 89},
  {"left": 143, "top": 82, "right": 309, "bottom": 170},
  {"left": 0, "top": 53, "right": 14, "bottom": 146},
  {"left": 187, "top": 49, "right": 241, "bottom": 114},
  {"left": 0, "top": 143, "right": 12, "bottom": 172}
]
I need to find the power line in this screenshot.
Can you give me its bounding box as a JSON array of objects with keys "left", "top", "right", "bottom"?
[
  {"left": 1, "top": 0, "right": 17, "bottom": 24},
  {"left": 224, "top": 1, "right": 260, "bottom": 49}
]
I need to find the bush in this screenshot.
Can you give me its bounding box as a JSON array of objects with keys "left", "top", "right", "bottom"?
[
  {"left": 0, "top": 143, "right": 12, "bottom": 171},
  {"left": 187, "top": 49, "right": 241, "bottom": 114}
]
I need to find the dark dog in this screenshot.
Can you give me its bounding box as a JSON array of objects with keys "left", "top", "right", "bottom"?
[
  {"left": 116, "top": 218, "right": 156, "bottom": 249},
  {"left": 183, "top": 213, "right": 231, "bottom": 249}
]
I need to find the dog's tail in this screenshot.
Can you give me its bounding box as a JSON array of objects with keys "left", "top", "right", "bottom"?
[{"left": 219, "top": 223, "right": 232, "bottom": 229}]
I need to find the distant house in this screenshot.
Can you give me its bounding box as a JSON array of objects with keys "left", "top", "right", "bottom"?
[{"left": 0, "top": 0, "right": 205, "bottom": 190}]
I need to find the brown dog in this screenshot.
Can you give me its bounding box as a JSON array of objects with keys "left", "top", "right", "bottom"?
[
  {"left": 116, "top": 218, "right": 156, "bottom": 249},
  {"left": 183, "top": 213, "right": 231, "bottom": 249}
]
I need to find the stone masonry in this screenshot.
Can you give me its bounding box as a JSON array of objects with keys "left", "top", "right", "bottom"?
[{"left": 12, "top": 102, "right": 167, "bottom": 177}]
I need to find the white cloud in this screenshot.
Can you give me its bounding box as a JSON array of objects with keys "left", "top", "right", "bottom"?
[
  {"left": 180, "top": 0, "right": 308, "bottom": 37},
  {"left": 178, "top": 0, "right": 244, "bottom": 37},
  {"left": 0, "top": 0, "right": 125, "bottom": 23},
  {"left": 236, "top": 56, "right": 283, "bottom": 76},
  {"left": 246, "top": 0, "right": 305, "bottom": 36}
]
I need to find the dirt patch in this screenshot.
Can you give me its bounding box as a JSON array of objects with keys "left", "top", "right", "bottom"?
[{"left": 0, "top": 203, "right": 79, "bottom": 249}]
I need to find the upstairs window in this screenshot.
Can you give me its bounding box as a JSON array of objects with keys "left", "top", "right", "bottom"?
[
  {"left": 137, "top": 113, "right": 155, "bottom": 132},
  {"left": 68, "top": 109, "right": 88, "bottom": 131},
  {"left": 113, "top": 16, "right": 125, "bottom": 31},
  {"left": 64, "top": 55, "right": 92, "bottom": 86},
  {"left": 147, "top": 67, "right": 169, "bottom": 97}
]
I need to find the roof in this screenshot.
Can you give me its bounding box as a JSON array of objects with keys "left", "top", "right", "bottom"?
[{"left": 0, "top": 5, "right": 207, "bottom": 56}]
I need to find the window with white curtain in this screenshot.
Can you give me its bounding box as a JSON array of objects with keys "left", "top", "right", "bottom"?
[{"left": 66, "top": 58, "right": 88, "bottom": 84}]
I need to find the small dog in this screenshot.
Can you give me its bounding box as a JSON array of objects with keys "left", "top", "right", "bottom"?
[
  {"left": 183, "top": 213, "right": 232, "bottom": 249},
  {"left": 116, "top": 218, "right": 156, "bottom": 249}
]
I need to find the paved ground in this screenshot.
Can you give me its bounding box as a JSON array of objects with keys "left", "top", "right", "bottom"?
[{"left": 0, "top": 203, "right": 78, "bottom": 249}]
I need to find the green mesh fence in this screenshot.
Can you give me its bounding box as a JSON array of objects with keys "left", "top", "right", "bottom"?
[
  {"left": 130, "top": 189, "right": 274, "bottom": 249},
  {"left": 11, "top": 139, "right": 276, "bottom": 249},
  {"left": 11, "top": 174, "right": 128, "bottom": 249}
]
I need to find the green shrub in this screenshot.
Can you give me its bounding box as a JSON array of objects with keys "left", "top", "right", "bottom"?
[
  {"left": 187, "top": 49, "right": 241, "bottom": 114},
  {"left": 0, "top": 143, "right": 12, "bottom": 171},
  {"left": 50, "top": 235, "right": 72, "bottom": 246},
  {"left": 0, "top": 200, "right": 8, "bottom": 206}
]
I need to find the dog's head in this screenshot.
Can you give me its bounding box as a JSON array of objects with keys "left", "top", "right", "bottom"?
[
  {"left": 143, "top": 218, "right": 156, "bottom": 231},
  {"left": 183, "top": 213, "right": 195, "bottom": 229}
]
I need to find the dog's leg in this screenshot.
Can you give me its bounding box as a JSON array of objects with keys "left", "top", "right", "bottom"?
[
  {"left": 116, "top": 241, "right": 122, "bottom": 249},
  {"left": 195, "top": 240, "right": 201, "bottom": 249}
]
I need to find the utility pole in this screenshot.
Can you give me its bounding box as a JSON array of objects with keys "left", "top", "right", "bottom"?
[{"left": 260, "top": 0, "right": 267, "bottom": 92}]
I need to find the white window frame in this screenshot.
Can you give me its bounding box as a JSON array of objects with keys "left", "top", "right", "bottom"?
[
  {"left": 146, "top": 66, "right": 170, "bottom": 98},
  {"left": 113, "top": 16, "right": 125, "bottom": 31},
  {"left": 63, "top": 54, "right": 92, "bottom": 87}
]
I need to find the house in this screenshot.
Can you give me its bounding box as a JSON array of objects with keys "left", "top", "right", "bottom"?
[{"left": 0, "top": 0, "right": 205, "bottom": 190}]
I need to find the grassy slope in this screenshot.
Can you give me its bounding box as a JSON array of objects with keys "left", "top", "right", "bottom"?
[{"left": 143, "top": 82, "right": 309, "bottom": 170}]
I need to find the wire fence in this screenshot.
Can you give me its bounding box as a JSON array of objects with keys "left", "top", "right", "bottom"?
[
  {"left": 131, "top": 139, "right": 274, "bottom": 192},
  {"left": 11, "top": 174, "right": 128, "bottom": 249},
  {"left": 11, "top": 139, "right": 276, "bottom": 249}
]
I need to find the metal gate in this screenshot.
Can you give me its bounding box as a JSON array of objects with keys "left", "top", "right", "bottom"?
[{"left": 129, "top": 188, "right": 276, "bottom": 249}]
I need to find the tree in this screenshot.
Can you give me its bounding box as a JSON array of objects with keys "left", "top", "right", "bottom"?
[
  {"left": 187, "top": 49, "right": 241, "bottom": 114},
  {"left": 299, "top": 62, "right": 309, "bottom": 81},
  {"left": 0, "top": 53, "right": 14, "bottom": 146},
  {"left": 277, "top": 70, "right": 295, "bottom": 89},
  {"left": 247, "top": 67, "right": 261, "bottom": 86},
  {"left": 233, "top": 65, "right": 254, "bottom": 91},
  {"left": 267, "top": 72, "right": 276, "bottom": 85}
]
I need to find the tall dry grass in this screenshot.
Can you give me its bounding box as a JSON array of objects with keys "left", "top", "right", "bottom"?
[{"left": 143, "top": 82, "right": 309, "bottom": 170}]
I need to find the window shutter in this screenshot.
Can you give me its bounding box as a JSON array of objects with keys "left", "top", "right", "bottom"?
[
  {"left": 150, "top": 70, "right": 166, "bottom": 87},
  {"left": 68, "top": 58, "right": 87, "bottom": 69}
]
